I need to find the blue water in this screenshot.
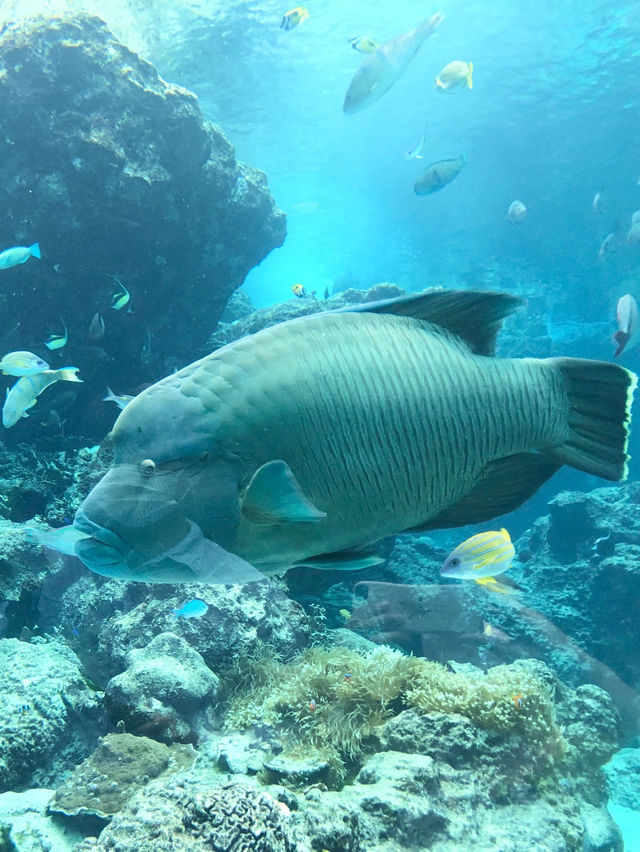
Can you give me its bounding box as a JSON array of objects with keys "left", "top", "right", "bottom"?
[
  {"left": 118, "top": 0, "right": 640, "bottom": 314},
  {"left": 0, "top": 3, "right": 639, "bottom": 847}
]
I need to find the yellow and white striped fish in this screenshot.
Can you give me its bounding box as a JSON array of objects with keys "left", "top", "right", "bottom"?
[{"left": 441, "top": 528, "right": 515, "bottom": 591}]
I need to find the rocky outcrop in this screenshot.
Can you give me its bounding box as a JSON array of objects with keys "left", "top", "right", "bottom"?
[
  {"left": 0, "top": 639, "right": 107, "bottom": 793},
  {"left": 0, "top": 13, "right": 285, "bottom": 443}
]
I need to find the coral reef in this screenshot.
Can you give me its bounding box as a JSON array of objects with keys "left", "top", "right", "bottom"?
[
  {"left": 0, "top": 639, "right": 107, "bottom": 793},
  {"left": 36, "top": 575, "right": 309, "bottom": 685},
  {"left": 224, "top": 645, "right": 565, "bottom": 786},
  {"left": 104, "top": 632, "right": 218, "bottom": 744},
  {"left": 0, "top": 12, "right": 285, "bottom": 444},
  {"left": 73, "top": 779, "right": 297, "bottom": 852},
  {"left": 516, "top": 483, "right": 640, "bottom": 690}
]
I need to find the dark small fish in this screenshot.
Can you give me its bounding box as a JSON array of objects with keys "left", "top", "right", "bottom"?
[
  {"left": 89, "top": 312, "right": 105, "bottom": 340},
  {"left": 614, "top": 294, "right": 638, "bottom": 357},
  {"left": 324, "top": 287, "right": 330, "bottom": 300}
]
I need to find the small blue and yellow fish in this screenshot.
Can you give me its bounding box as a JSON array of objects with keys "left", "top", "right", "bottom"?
[
  {"left": 109, "top": 276, "right": 131, "bottom": 311},
  {"left": 44, "top": 320, "right": 67, "bottom": 351},
  {"left": 280, "top": 6, "right": 309, "bottom": 30},
  {"left": 103, "top": 387, "right": 134, "bottom": 410},
  {"left": 349, "top": 36, "right": 379, "bottom": 54},
  {"left": 441, "top": 528, "right": 515, "bottom": 593},
  {"left": 0, "top": 242, "right": 41, "bottom": 270},
  {"left": 0, "top": 351, "right": 49, "bottom": 377},
  {"left": 171, "top": 598, "right": 209, "bottom": 619},
  {"left": 292, "top": 283, "right": 306, "bottom": 298}
]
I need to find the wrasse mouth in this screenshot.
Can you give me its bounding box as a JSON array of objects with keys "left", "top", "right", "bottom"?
[{"left": 73, "top": 509, "right": 134, "bottom": 577}]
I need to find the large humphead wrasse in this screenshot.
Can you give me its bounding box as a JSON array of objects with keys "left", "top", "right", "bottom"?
[{"left": 30, "top": 291, "right": 636, "bottom": 584}]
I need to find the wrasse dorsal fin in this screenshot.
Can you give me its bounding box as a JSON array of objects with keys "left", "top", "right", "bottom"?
[
  {"left": 242, "top": 459, "right": 327, "bottom": 524},
  {"left": 343, "top": 290, "right": 525, "bottom": 356}
]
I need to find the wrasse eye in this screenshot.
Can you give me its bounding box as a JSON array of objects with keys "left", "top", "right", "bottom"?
[
  {"left": 140, "top": 458, "right": 156, "bottom": 476},
  {"left": 449, "top": 557, "right": 460, "bottom": 567}
]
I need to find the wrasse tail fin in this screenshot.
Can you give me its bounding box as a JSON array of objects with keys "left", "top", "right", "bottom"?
[
  {"left": 548, "top": 357, "right": 637, "bottom": 481},
  {"left": 410, "top": 452, "right": 561, "bottom": 531},
  {"left": 467, "top": 62, "right": 473, "bottom": 89}
]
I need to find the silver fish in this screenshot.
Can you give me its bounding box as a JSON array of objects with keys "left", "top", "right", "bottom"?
[
  {"left": 28, "top": 291, "right": 636, "bottom": 585},
  {"left": 343, "top": 12, "right": 444, "bottom": 114}
]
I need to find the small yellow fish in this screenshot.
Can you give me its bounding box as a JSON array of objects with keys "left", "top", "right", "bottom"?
[
  {"left": 441, "top": 528, "right": 515, "bottom": 591},
  {"left": 292, "top": 283, "right": 306, "bottom": 298},
  {"left": 44, "top": 320, "right": 68, "bottom": 351},
  {"left": 350, "top": 36, "right": 379, "bottom": 54},
  {"left": 280, "top": 6, "right": 309, "bottom": 30},
  {"left": 339, "top": 608, "right": 351, "bottom": 622},
  {"left": 482, "top": 621, "right": 512, "bottom": 642},
  {"left": 108, "top": 276, "right": 131, "bottom": 311},
  {"left": 435, "top": 60, "right": 473, "bottom": 91}
]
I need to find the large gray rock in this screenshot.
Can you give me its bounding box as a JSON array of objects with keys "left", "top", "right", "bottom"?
[
  {"left": 0, "top": 12, "right": 285, "bottom": 442},
  {"left": 0, "top": 639, "right": 107, "bottom": 793},
  {"left": 104, "top": 632, "right": 218, "bottom": 744}
]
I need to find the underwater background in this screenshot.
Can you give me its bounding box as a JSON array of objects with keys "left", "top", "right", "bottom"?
[{"left": 0, "top": 1, "right": 640, "bottom": 850}]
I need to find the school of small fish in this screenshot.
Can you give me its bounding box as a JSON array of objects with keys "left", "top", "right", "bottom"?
[{"left": 0, "top": 244, "right": 136, "bottom": 427}]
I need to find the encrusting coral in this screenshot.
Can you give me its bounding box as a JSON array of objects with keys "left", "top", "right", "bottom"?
[{"left": 223, "top": 645, "right": 563, "bottom": 781}]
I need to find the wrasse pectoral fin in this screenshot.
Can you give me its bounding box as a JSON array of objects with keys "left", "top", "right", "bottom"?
[
  {"left": 242, "top": 459, "right": 326, "bottom": 523},
  {"left": 295, "top": 550, "right": 385, "bottom": 571}
]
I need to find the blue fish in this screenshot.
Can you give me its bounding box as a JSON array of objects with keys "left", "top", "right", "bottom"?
[
  {"left": 0, "top": 242, "right": 41, "bottom": 270},
  {"left": 171, "top": 598, "right": 209, "bottom": 619}
]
